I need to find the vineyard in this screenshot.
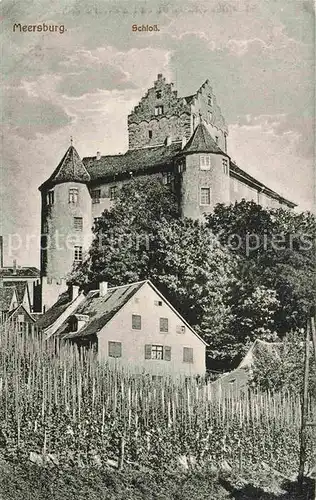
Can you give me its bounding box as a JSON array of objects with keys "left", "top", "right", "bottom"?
[{"left": 0, "top": 325, "right": 315, "bottom": 499}]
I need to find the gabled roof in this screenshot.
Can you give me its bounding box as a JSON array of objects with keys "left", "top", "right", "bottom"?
[
  {"left": 7, "top": 303, "right": 36, "bottom": 322},
  {"left": 39, "top": 145, "right": 90, "bottom": 191},
  {"left": 83, "top": 142, "right": 182, "bottom": 183},
  {"left": 0, "top": 267, "right": 40, "bottom": 278},
  {"left": 60, "top": 281, "right": 145, "bottom": 339},
  {"left": 35, "top": 289, "right": 73, "bottom": 329},
  {"left": 182, "top": 122, "right": 227, "bottom": 156},
  {"left": 3, "top": 281, "right": 28, "bottom": 303},
  {"left": 0, "top": 286, "right": 17, "bottom": 311},
  {"left": 58, "top": 280, "right": 206, "bottom": 346}
]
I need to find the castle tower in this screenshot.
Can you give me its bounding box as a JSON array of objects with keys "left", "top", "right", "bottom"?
[
  {"left": 177, "top": 121, "right": 230, "bottom": 220},
  {"left": 39, "top": 142, "right": 92, "bottom": 282}
]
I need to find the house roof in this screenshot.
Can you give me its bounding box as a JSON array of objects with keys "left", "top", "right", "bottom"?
[
  {"left": 3, "top": 281, "right": 28, "bottom": 303},
  {"left": 181, "top": 122, "right": 228, "bottom": 156},
  {"left": 48, "top": 279, "right": 206, "bottom": 345},
  {"left": 230, "top": 161, "right": 297, "bottom": 208},
  {"left": 35, "top": 289, "right": 73, "bottom": 329},
  {"left": 60, "top": 281, "right": 145, "bottom": 339},
  {"left": 83, "top": 142, "right": 182, "bottom": 183},
  {"left": 0, "top": 286, "right": 16, "bottom": 311},
  {"left": 39, "top": 145, "right": 91, "bottom": 191},
  {"left": 7, "top": 303, "right": 36, "bottom": 322},
  {"left": 0, "top": 267, "right": 40, "bottom": 278}
]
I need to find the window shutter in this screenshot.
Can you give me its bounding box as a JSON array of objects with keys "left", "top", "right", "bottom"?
[
  {"left": 164, "top": 346, "right": 171, "bottom": 361},
  {"left": 183, "top": 347, "right": 193, "bottom": 363},
  {"left": 145, "top": 344, "right": 152, "bottom": 360}
]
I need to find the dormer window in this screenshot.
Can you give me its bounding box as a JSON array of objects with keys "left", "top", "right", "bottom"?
[
  {"left": 70, "top": 314, "right": 89, "bottom": 332},
  {"left": 156, "top": 91, "right": 162, "bottom": 99},
  {"left": 200, "top": 155, "right": 211, "bottom": 170},
  {"left": 154, "top": 105, "right": 164, "bottom": 116}
]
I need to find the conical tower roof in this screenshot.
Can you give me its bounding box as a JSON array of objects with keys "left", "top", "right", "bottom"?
[
  {"left": 39, "top": 145, "right": 90, "bottom": 191},
  {"left": 182, "top": 122, "right": 228, "bottom": 156}
]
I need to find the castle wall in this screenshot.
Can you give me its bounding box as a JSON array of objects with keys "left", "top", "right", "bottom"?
[
  {"left": 128, "top": 74, "right": 192, "bottom": 149},
  {"left": 180, "top": 153, "right": 230, "bottom": 220},
  {"left": 41, "top": 182, "right": 92, "bottom": 280}
]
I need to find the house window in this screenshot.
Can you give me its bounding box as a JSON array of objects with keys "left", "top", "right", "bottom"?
[
  {"left": 183, "top": 347, "right": 193, "bottom": 363},
  {"left": 145, "top": 344, "right": 171, "bottom": 361},
  {"left": 110, "top": 186, "right": 117, "bottom": 200},
  {"left": 159, "top": 317, "right": 168, "bottom": 333},
  {"left": 92, "top": 189, "right": 101, "bottom": 204},
  {"left": 74, "top": 246, "right": 83, "bottom": 262},
  {"left": 222, "top": 158, "right": 229, "bottom": 175},
  {"left": 148, "top": 130, "right": 153, "bottom": 139},
  {"left": 69, "top": 188, "right": 79, "bottom": 204},
  {"left": 200, "top": 187, "right": 211, "bottom": 205},
  {"left": 18, "top": 314, "right": 24, "bottom": 323},
  {"left": 176, "top": 325, "right": 186, "bottom": 334},
  {"left": 154, "top": 105, "right": 164, "bottom": 116},
  {"left": 47, "top": 190, "right": 54, "bottom": 205},
  {"left": 156, "top": 90, "right": 162, "bottom": 99},
  {"left": 132, "top": 314, "right": 141, "bottom": 330},
  {"left": 108, "top": 341, "right": 122, "bottom": 358},
  {"left": 200, "top": 155, "right": 211, "bottom": 170},
  {"left": 74, "top": 217, "right": 83, "bottom": 231},
  {"left": 154, "top": 300, "right": 163, "bottom": 306}
]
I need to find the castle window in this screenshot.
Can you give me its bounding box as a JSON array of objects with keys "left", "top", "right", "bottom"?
[
  {"left": 69, "top": 188, "right": 79, "bottom": 204},
  {"left": 148, "top": 130, "right": 153, "bottom": 139},
  {"left": 108, "top": 341, "right": 122, "bottom": 358},
  {"left": 159, "top": 317, "right": 169, "bottom": 333},
  {"left": 154, "top": 105, "right": 164, "bottom": 116},
  {"left": 200, "top": 187, "right": 211, "bottom": 205},
  {"left": 183, "top": 347, "right": 193, "bottom": 363},
  {"left": 74, "top": 217, "right": 83, "bottom": 231},
  {"left": 215, "top": 136, "right": 219, "bottom": 144},
  {"left": 92, "top": 189, "right": 101, "bottom": 204},
  {"left": 110, "top": 186, "right": 117, "bottom": 200},
  {"left": 208, "top": 96, "right": 213, "bottom": 106},
  {"left": 233, "top": 178, "right": 239, "bottom": 193},
  {"left": 156, "top": 90, "right": 162, "bottom": 99},
  {"left": 209, "top": 112, "right": 213, "bottom": 122},
  {"left": 47, "top": 190, "right": 54, "bottom": 206},
  {"left": 200, "top": 155, "right": 211, "bottom": 170},
  {"left": 222, "top": 158, "right": 229, "bottom": 175},
  {"left": 74, "top": 246, "right": 83, "bottom": 262}
]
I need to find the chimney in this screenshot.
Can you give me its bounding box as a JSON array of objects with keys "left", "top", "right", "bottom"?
[
  {"left": 0, "top": 236, "right": 3, "bottom": 268},
  {"left": 157, "top": 73, "right": 163, "bottom": 80},
  {"left": 99, "top": 281, "right": 108, "bottom": 297},
  {"left": 13, "top": 259, "right": 17, "bottom": 275},
  {"left": 96, "top": 151, "right": 101, "bottom": 160},
  {"left": 71, "top": 285, "right": 80, "bottom": 301}
]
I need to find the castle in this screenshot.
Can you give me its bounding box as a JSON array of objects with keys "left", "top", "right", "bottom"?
[{"left": 37, "top": 74, "right": 295, "bottom": 311}]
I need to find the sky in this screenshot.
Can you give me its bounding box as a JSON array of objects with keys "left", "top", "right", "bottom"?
[{"left": 0, "top": 0, "right": 315, "bottom": 267}]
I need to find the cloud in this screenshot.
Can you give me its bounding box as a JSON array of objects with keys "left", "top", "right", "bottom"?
[{"left": 2, "top": 86, "right": 72, "bottom": 139}]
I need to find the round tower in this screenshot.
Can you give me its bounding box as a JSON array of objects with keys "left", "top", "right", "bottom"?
[
  {"left": 178, "top": 121, "right": 230, "bottom": 220},
  {"left": 39, "top": 143, "right": 92, "bottom": 281}
]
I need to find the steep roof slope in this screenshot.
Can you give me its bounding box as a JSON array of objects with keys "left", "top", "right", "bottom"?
[
  {"left": 39, "top": 145, "right": 90, "bottom": 190},
  {"left": 182, "top": 122, "right": 228, "bottom": 156}
]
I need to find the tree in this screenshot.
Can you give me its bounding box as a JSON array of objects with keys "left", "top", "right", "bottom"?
[
  {"left": 206, "top": 201, "right": 316, "bottom": 335},
  {"left": 68, "top": 178, "right": 235, "bottom": 366}
]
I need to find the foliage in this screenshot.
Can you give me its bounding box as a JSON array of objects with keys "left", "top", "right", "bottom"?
[
  {"left": 251, "top": 331, "right": 316, "bottom": 397},
  {"left": 206, "top": 201, "right": 316, "bottom": 334}
]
